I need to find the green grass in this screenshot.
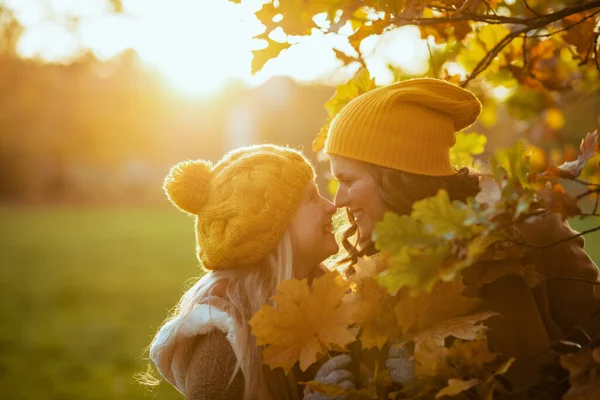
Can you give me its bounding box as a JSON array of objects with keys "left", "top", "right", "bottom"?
[
  {"left": 0, "top": 207, "right": 200, "bottom": 400},
  {"left": 1, "top": 208, "right": 598, "bottom": 400}
]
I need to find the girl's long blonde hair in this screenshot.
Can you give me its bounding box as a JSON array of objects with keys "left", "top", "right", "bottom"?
[{"left": 150, "top": 229, "right": 295, "bottom": 400}]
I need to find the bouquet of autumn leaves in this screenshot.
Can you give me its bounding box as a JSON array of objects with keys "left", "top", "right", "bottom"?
[{"left": 249, "top": 131, "right": 600, "bottom": 400}]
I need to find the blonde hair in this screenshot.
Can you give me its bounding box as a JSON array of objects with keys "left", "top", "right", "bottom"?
[{"left": 147, "top": 229, "right": 295, "bottom": 400}]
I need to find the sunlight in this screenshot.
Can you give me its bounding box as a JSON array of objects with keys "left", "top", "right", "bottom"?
[
  {"left": 8, "top": 0, "right": 431, "bottom": 97},
  {"left": 126, "top": 0, "right": 261, "bottom": 97}
]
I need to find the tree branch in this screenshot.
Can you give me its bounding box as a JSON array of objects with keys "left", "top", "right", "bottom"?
[
  {"left": 528, "top": 9, "right": 600, "bottom": 38},
  {"left": 505, "top": 225, "right": 600, "bottom": 248},
  {"left": 393, "top": 0, "right": 600, "bottom": 27}
]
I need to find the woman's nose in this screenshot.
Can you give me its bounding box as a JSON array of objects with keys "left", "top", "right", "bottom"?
[{"left": 334, "top": 188, "right": 349, "bottom": 208}]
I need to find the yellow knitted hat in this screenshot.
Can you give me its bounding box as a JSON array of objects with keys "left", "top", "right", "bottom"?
[
  {"left": 163, "top": 144, "right": 315, "bottom": 270},
  {"left": 325, "top": 78, "right": 482, "bottom": 176}
]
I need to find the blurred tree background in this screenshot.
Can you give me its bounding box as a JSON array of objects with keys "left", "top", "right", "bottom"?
[{"left": 0, "top": 0, "right": 598, "bottom": 399}]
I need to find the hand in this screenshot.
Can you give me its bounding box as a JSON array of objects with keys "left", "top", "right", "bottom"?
[
  {"left": 303, "top": 354, "right": 355, "bottom": 400},
  {"left": 385, "top": 343, "right": 415, "bottom": 387}
]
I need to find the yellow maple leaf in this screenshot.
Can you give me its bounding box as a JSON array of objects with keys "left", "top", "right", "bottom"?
[{"left": 249, "top": 271, "right": 356, "bottom": 372}]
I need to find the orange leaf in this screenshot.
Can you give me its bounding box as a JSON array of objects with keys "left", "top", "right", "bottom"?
[
  {"left": 536, "top": 183, "right": 581, "bottom": 219},
  {"left": 541, "top": 130, "right": 598, "bottom": 179},
  {"left": 249, "top": 271, "right": 356, "bottom": 372},
  {"left": 562, "top": 12, "right": 599, "bottom": 59}
]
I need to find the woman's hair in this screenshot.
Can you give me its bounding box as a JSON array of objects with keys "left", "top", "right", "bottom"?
[
  {"left": 146, "top": 229, "right": 295, "bottom": 400},
  {"left": 338, "top": 164, "right": 481, "bottom": 270}
]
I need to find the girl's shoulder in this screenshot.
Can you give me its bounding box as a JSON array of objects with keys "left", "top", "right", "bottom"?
[{"left": 185, "top": 330, "right": 244, "bottom": 400}]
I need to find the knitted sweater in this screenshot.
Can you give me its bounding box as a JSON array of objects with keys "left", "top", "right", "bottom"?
[{"left": 150, "top": 299, "right": 301, "bottom": 400}]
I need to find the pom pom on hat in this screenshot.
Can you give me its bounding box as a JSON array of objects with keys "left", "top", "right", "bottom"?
[
  {"left": 163, "top": 160, "right": 212, "bottom": 215},
  {"left": 163, "top": 144, "right": 315, "bottom": 271}
]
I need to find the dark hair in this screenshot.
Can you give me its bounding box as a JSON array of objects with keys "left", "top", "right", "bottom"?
[{"left": 338, "top": 164, "right": 481, "bottom": 270}]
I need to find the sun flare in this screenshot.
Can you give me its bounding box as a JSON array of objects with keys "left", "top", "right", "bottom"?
[{"left": 8, "top": 0, "right": 430, "bottom": 97}]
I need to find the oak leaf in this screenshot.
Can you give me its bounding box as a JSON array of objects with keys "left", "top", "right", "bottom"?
[
  {"left": 449, "top": 132, "right": 487, "bottom": 169},
  {"left": 249, "top": 271, "right": 356, "bottom": 372}
]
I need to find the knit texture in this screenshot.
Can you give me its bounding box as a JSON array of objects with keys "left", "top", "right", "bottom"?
[
  {"left": 164, "top": 144, "right": 315, "bottom": 270},
  {"left": 325, "top": 78, "right": 482, "bottom": 176}
]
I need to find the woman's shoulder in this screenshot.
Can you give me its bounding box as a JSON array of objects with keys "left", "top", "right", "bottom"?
[{"left": 185, "top": 330, "right": 244, "bottom": 400}]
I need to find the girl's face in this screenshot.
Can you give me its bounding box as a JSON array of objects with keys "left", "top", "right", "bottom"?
[
  {"left": 289, "top": 182, "right": 338, "bottom": 279},
  {"left": 329, "top": 155, "right": 388, "bottom": 243}
]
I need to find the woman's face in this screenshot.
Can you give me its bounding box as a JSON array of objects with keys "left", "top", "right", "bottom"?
[
  {"left": 289, "top": 182, "right": 338, "bottom": 279},
  {"left": 329, "top": 155, "right": 388, "bottom": 243}
]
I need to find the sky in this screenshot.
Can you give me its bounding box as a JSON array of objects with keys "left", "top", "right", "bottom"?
[{"left": 5, "top": 0, "right": 432, "bottom": 97}]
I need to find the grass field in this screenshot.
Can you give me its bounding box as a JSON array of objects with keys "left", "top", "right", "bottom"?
[
  {"left": 0, "top": 207, "right": 199, "bottom": 400},
  {"left": 1, "top": 207, "right": 599, "bottom": 400}
]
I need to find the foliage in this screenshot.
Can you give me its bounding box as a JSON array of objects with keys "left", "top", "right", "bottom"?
[
  {"left": 250, "top": 130, "right": 600, "bottom": 399},
  {"left": 249, "top": 271, "right": 356, "bottom": 373},
  {"left": 240, "top": 0, "right": 600, "bottom": 160}
]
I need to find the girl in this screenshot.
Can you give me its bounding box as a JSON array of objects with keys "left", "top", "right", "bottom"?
[
  {"left": 323, "top": 78, "right": 600, "bottom": 390},
  {"left": 149, "top": 144, "right": 353, "bottom": 400}
]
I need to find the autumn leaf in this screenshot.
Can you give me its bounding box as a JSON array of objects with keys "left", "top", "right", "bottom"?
[
  {"left": 560, "top": 347, "right": 600, "bottom": 400},
  {"left": 251, "top": 36, "right": 291, "bottom": 74},
  {"left": 350, "top": 277, "right": 399, "bottom": 349},
  {"left": 541, "top": 130, "right": 599, "bottom": 179},
  {"left": 447, "top": 337, "right": 498, "bottom": 374},
  {"left": 410, "top": 312, "right": 499, "bottom": 378},
  {"left": 333, "top": 48, "right": 358, "bottom": 65},
  {"left": 449, "top": 132, "right": 487, "bottom": 169},
  {"left": 312, "top": 68, "right": 376, "bottom": 152},
  {"left": 536, "top": 182, "right": 581, "bottom": 219},
  {"left": 435, "top": 378, "right": 480, "bottom": 399},
  {"left": 376, "top": 240, "right": 452, "bottom": 295},
  {"left": 562, "top": 12, "right": 599, "bottom": 60},
  {"left": 249, "top": 271, "right": 356, "bottom": 372},
  {"left": 348, "top": 16, "right": 392, "bottom": 53},
  {"left": 395, "top": 280, "right": 481, "bottom": 335},
  {"left": 411, "top": 189, "right": 480, "bottom": 240},
  {"left": 420, "top": 7, "right": 472, "bottom": 45}
]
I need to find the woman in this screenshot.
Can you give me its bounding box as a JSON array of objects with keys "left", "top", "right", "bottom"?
[
  {"left": 149, "top": 144, "right": 353, "bottom": 400},
  {"left": 324, "top": 78, "right": 600, "bottom": 390}
]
